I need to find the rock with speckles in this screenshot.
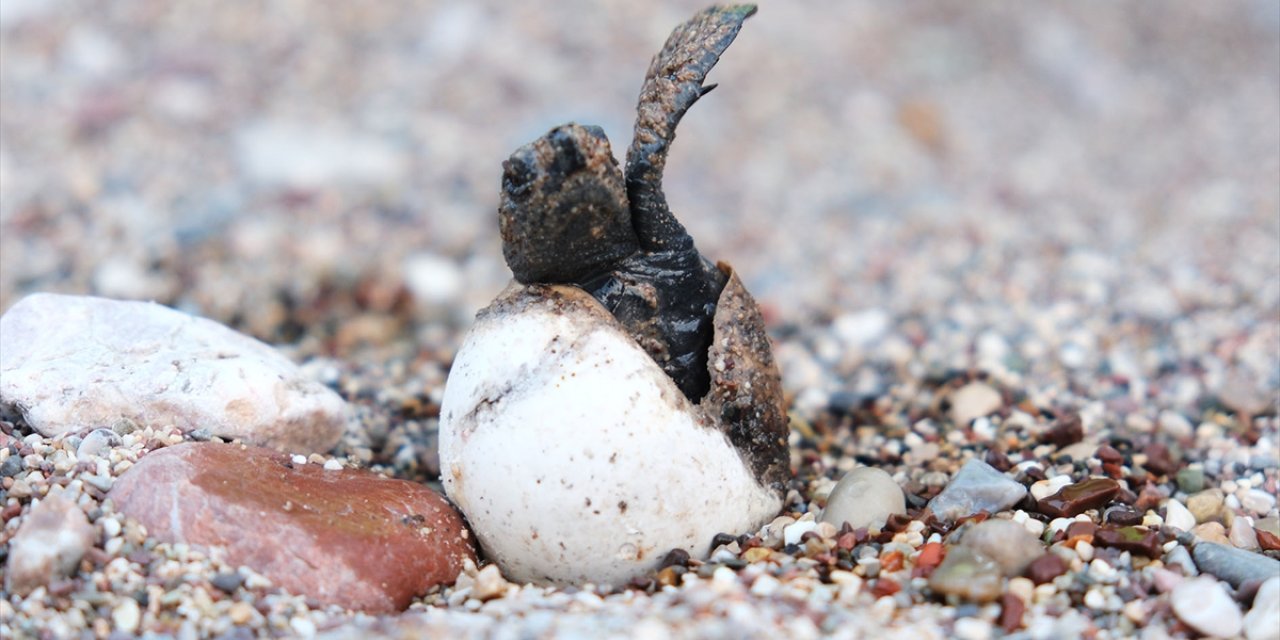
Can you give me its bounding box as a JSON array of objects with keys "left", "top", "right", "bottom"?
[
  {"left": 107, "top": 442, "right": 475, "bottom": 613},
  {"left": 0, "top": 293, "right": 348, "bottom": 453},
  {"left": 4, "top": 490, "right": 96, "bottom": 596}
]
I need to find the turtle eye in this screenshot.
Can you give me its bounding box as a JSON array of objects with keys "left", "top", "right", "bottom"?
[{"left": 502, "top": 154, "right": 537, "bottom": 198}]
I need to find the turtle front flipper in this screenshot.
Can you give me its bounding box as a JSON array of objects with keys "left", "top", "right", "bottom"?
[{"left": 625, "top": 4, "right": 756, "bottom": 253}]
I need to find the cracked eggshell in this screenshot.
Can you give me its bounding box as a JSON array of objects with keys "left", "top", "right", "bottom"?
[{"left": 439, "top": 276, "right": 784, "bottom": 587}]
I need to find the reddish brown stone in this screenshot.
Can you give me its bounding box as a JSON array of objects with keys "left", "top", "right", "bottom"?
[
  {"left": 1038, "top": 478, "right": 1121, "bottom": 518},
  {"left": 1095, "top": 445, "right": 1124, "bottom": 465},
  {"left": 1024, "top": 553, "right": 1068, "bottom": 584},
  {"left": 1257, "top": 529, "right": 1280, "bottom": 551},
  {"left": 999, "top": 592, "right": 1026, "bottom": 633},
  {"left": 1094, "top": 526, "right": 1161, "bottom": 557},
  {"left": 108, "top": 443, "right": 475, "bottom": 613},
  {"left": 1135, "top": 484, "right": 1166, "bottom": 512},
  {"left": 871, "top": 577, "right": 901, "bottom": 597},
  {"left": 1142, "top": 443, "right": 1178, "bottom": 477},
  {"left": 1043, "top": 413, "right": 1083, "bottom": 447}
]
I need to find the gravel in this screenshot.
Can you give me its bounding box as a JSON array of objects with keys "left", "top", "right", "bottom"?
[{"left": 2, "top": 0, "right": 1277, "bottom": 638}]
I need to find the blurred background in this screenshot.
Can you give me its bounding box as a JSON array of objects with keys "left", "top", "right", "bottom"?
[{"left": 2, "top": 1, "right": 1277, "bottom": 386}]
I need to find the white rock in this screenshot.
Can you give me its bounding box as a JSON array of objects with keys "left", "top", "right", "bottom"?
[
  {"left": 1242, "top": 489, "right": 1277, "bottom": 515},
  {"left": 1244, "top": 577, "right": 1280, "bottom": 640},
  {"left": 439, "top": 284, "right": 780, "bottom": 586},
  {"left": 1231, "top": 518, "right": 1260, "bottom": 550},
  {"left": 235, "top": 121, "right": 407, "bottom": 188},
  {"left": 820, "top": 466, "right": 906, "bottom": 531},
  {"left": 1165, "top": 499, "right": 1196, "bottom": 532},
  {"left": 4, "top": 491, "right": 96, "bottom": 595},
  {"left": 112, "top": 598, "right": 141, "bottom": 634},
  {"left": 784, "top": 519, "right": 819, "bottom": 546},
  {"left": 1171, "top": 576, "right": 1243, "bottom": 638},
  {"left": 833, "top": 309, "right": 889, "bottom": 348},
  {"left": 950, "top": 383, "right": 1003, "bottom": 426},
  {"left": 0, "top": 294, "right": 346, "bottom": 452}
]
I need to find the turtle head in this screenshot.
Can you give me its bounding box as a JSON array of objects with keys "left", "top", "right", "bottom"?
[{"left": 499, "top": 124, "right": 638, "bottom": 284}]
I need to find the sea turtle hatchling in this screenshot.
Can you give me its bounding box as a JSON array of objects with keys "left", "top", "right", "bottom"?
[{"left": 439, "top": 4, "right": 790, "bottom": 586}]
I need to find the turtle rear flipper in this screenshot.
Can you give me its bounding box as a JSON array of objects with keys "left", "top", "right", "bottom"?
[{"left": 626, "top": 5, "right": 757, "bottom": 253}]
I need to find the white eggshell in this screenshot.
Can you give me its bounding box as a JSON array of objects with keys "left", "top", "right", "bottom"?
[{"left": 440, "top": 284, "right": 781, "bottom": 586}]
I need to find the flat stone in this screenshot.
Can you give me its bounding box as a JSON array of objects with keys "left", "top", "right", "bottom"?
[
  {"left": 1024, "top": 553, "right": 1068, "bottom": 584},
  {"left": 927, "top": 459, "right": 1028, "bottom": 523},
  {"left": 107, "top": 442, "right": 475, "bottom": 613},
  {"left": 4, "top": 490, "right": 96, "bottom": 595},
  {"left": 956, "top": 519, "right": 1045, "bottom": 577},
  {"left": 949, "top": 383, "right": 1003, "bottom": 426},
  {"left": 1094, "top": 526, "right": 1162, "bottom": 558},
  {"left": 820, "top": 467, "right": 906, "bottom": 531},
  {"left": 0, "top": 294, "right": 347, "bottom": 453},
  {"left": 1037, "top": 478, "right": 1120, "bottom": 518},
  {"left": 1171, "top": 576, "right": 1243, "bottom": 638},
  {"left": 1244, "top": 577, "right": 1280, "bottom": 640},
  {"left": 1192, "top": 542, "right": 1280, "bottom": 588},
  {"left": 928, "top": 546, "right": 1003, "bottom": 603}
]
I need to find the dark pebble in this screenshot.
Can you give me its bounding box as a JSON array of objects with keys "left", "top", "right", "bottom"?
[
  {"left": 709, "top": 532, "right": 736, "bottom": 552},
  {"left": 1135, "top": 484, "right": 1166, "bottom": 512},
  {"left": 1192, "top": 542, "right": 1280, "bottom": 587},
  {"left": 1024, "top": 553, "right": 1068, "bottom": 584},
  {"left": 1038, "top": 478, "right": 1121, "bottom": 518},
  {"left": 659, "top": 548, "right": 691, "bottom": 569},
  {"left": 1043, "top": 413, "right": 1083, "bottom": 447},
  {"left": 210, "top": 572, "right": 244, "bottom": 594},
  {"left": 1095, "top": 445, "right": 1124, "bottom": 465},
  {"left": 1258, "top": 529, "right": 1280, "bottom": 551},
  {"left": 1143, "top": 443, "right": 1178, "bottom": 477},
  {"left": 1104, "top": 505, "right": 1143, "bottom": 526},
  {"left": 1094, "top": 526, "right": 1162, "bottom": 557},
  {"left": 1065, "top": 521, "right": 1097, "bottom": 540},
  {"left": 0, "top": 455, "right": 22, "bottom": 477},
  {"left": 985, "top": 450, "right": 1012, "bottom": 472}
]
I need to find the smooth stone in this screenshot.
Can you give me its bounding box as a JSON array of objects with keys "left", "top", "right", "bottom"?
[
  {"left": 927, "top": 458, "right": 1028, "bottom": 523},
  {"left": 1175, "top": 468, "right": 1205, "bottom": 494},
  {"left": 0, "top": 293, "right": 347, "bottom": 453},
  {"left": 1192, "top": 522, "right": 1232, "bottom": 545},
  {"left": 1192, "top": 542, "right": 1280, "bottom": 588},
  {"left": 4, "top": 490, "right": 96, "bottom": 595},
  {"left": 1244, "top": 577, "right": 1280, "bottom": 640},
  {"left": 1170, "top": 576, "right": 1243, "bottom": 638},
  {"left": 1165, "top": 544, "right": 1198, "bottom": 575},
  {"left": 1242, "top": 490, "right": 1278, "bottom": 515},
  {"left": 1164, "top": 499, "right": 1196, "bottom": 532},
  {"left": 1094, "top": 526, "right": 1162, "bottom": 558},
  {"left": 956, "top": 519, "right": 1044, "bottom": 577},
  {"left": 820, "top": 467, "right": 906, "bottom": 531},
  {"left": 928, "top": 546, "right": 1003, "bottom": 603},
  {"left": 950, "top": 383, "right": 1003, "bottom": 426},
  {"left": 1230, "top": 518, "right": 1260, "bottom": 550},
  {"left": 1187, "top": 489, "right": 1226, "bottom": 524},
  {"left": 76, "top": 428, "right": 122, "bottom": 460},
  {"left": 107, "top": 442, "right": 475, "bottom": 613},
  {"left": 1037, "top": 478, "right": 1120, "bottom": 518}
]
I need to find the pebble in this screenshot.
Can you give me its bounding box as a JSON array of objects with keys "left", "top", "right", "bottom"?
[
  {"left": 1244, "top": 577, "right": 1280, "bottom": 640},
  {"left": 108, "top": 442, "right": 476, "bottom": 612},
  {"left": 1193, "top": 522, "right": 1232, "bottom": 545},
  {"left": 928, "top": 547, "right": 1003, "bottom": 603},
  {"left": 1192, "top": 542, "right": 1280, "bottom": 587},
  {"left": 0, "top": 294, "right": 348, "bottom": 453},
  {"left": 927, "top": 459, "right": 1028, "bottom": 523},
  {"left": 1024, "top": 553, "right": 1068, "bottom": 585},
  {"left": 1094, "top": 526, "right": 1161, "bottom": 557},
  {"left": 1170, "top": 576, "right": 1243, "bottom": 638},
  {"left": 1164, "top": 499, "right": 1196, "bottom": 532},
  {"left": 956, "top": 519, "right": 1045, "bottom": 577},
  {"left": 1230, "top": 518, "right": 1260, "bottom": 550},
  {"left": 949, "top": 383, "right": 1003, "bottom": 427},
  {"left": 1187, "top": 489, "right": 1226, "bottom": 524},
  {"left": 112, "top": 598, "right": 141, "bottom": 634},
  {"left": 784, "top": 519, "right": 819, "bottom": 546},
  {"left": 4, "top": 490, "right": 97, "bottom": 595},
  {"left": 76, "top": 428, "right": 122, "bottom": 460},
  {"left": 1175, "top": 468, "right": 1205, "bottom": 494},
  {"left": 1242, "top": 489, "right": 1277, "bottom": 515},
  {"left": 1037, "top": 478, "right": 1120, "bottom": 518},
  {"left": 820, "top": 467, "right": 906, "bottom": 531}
]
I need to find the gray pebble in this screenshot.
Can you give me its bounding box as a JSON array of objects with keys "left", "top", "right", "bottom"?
[
  {"left": 76, "top": 428, "right": 122, "bottom": 460},
  {"left": 927, "top": 458, "right": 1028, "bottom": 523},
  {"left": 1192, "top": 542, "right": 1280, "bottom": 587}
]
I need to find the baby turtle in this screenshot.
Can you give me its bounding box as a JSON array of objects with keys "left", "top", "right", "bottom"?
[{"left": 499, "top": 5, "right": 756, "bottom": 401}]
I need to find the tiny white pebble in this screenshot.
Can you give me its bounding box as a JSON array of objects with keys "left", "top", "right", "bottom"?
[
  {"left": 323, "top": 459, "right": 343, "bottom": 471},
  {"left": 291, "top": 454, "right": 307, "bottom": 465},
  {"left": 1076, "top": 541, "right": 1095, "bottom": 561},
  {"left": 290, "top": 616, "right": 317, "bottom": 637},
  {"left": 953, "top": 617, "right": 992, "bottom": 640}
]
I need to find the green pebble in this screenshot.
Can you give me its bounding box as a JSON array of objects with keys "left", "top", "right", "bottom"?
[{"left": 1176, "top": 467, "right": 1205, "bottom": 494}]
